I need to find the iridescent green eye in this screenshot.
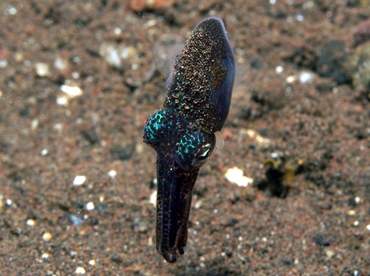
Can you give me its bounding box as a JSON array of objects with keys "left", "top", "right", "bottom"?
[{"left": 174, "top": 131, "right": 215, "bottom": 171}]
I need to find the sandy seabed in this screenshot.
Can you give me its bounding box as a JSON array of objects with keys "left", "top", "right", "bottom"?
[{"left": 0, "top": 1, "right": 369, "bottom": 275}]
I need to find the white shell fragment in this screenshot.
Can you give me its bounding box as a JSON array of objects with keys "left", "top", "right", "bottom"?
[
  {"left": 299, "top": 71, "right": 314, "bottom": 83},
  {"left": 75, "top": 267, "right": 86, "bottom": 274},
  {"left": 57, "top": 84, "right": 83, "bottom": 106},
  {"left": 225, "top": 167, "right": 253, "bottom": 187},
  {"left": 355, "top": 196, "right": 361, "bottom": 205},
  {"left": 41, "top": 253, "right": 49, "bottom": 259},
  {"left": 73, "top": 175, "right": 86, "bottom": 186},
  {"left": 86, "top": 202, "right": 95, "bottom": 211},
  {"left": 88, "top": 259, "right": 96, "bottom": 265},
  {"left": 60, "top": 85, "right": 83, "bottom": 97},
  {"left": 275, "top": 65, "right": 284, "bottom": 74},
  {"left": 107, "top": 170, "right": 117, "bottom": 179}
]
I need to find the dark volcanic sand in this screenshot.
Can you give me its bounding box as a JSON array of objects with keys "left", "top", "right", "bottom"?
[{"left": 1, "top": 1, "right": 369, "bottom": 275}]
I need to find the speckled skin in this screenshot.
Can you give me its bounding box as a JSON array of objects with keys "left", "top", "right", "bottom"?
[{"left": 143, "top": 17, "right": 235, "bottom": 263}]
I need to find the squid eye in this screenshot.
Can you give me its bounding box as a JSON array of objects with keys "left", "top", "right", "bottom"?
[
  {"left": 174, "top": 131, "right": 216, "bottom": 171},
  {"left": 194, "top": 143, "right": 213, "bottom": 165}
]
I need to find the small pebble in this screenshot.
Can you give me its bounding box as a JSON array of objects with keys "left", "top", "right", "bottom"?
[
  {"left": 70, "top": 215, "right": 83, "bottom": 226},
  {"left": 72, "top": 71, "right": 80, "bottom": 79},
  {"left": 325, "top": 249, "right": 335, "bottom": 258},
  {"left": 275, "top": 65, "right": 284, "bottom": 74},
  {"left": 348, "top": 210, "right": 356, "bottom": 216},
  {"left": 31, "top": 119, "right": 39, "bottom": 130},
  {"left": 355, "top": 196, "right": 361, "bottom": 204},
  {"left": 54, "top": 57, "right": 69, "bottom": 71},
  {"left": 56, "top": 95, "right": 68, "bottom": 105},
  {"left": 295, "top": 14, "right": 304, "bottom": 21},
  {"left": 54, "top": 123, "right": 63, "bottom": 133},
  {"left": 107, "top": 170, "right": 117, "bottom": 179},
  {"left": 26, "top": 219, "right": 36, "bottom": 226},
  {"left": 286, "top": 75, "right": 296, "bottom": 83},
  {"left": 137, "top": 221, "right": 148, "bottom": 233},
  {"left": 40, "top": 149, "right": 48, "bottom": 156},
  {"left": 5, "top": 6, "right": 17, "bottom": 15},
  {"left": 194, "top": 200, "right": 203, "bottom": 209},
  {"left": 57, "top": 84, "right": 83, "bottom": 106},
  {"left": 114, "top": 27, "right": 122, "bottom": 35},
  {"left": 149, "top": 191, "right": 157, "bottom": 206},
  {"left": 73, "top": 175, "right": 86, "bottom": 186},
  {"left": 70, "top": 56, "right": 79, "bottom": 64},
  {"left": 270, "top": 152, "right": 279, "bottom": 158},
  {"left": 0, "top": 59, "right": 8, "bottom": 68},
  {"left": 129, "top": 0, "right": 175, "bottom": 12},
  {"left": 42, "top": 232, "right": 52, "bottom": 241},
  {"left": 243, "top": 129, "right": 271, "bottom": 147},
  {"left": 35, "top": 62, "right": 50, "bottom": 77},
  {"left": 99, "top": 43, "right": 138, "bottom": 70},
  {"left": 148, "top": 237, "right": 153, "bottom": 246},
  {"left": 14, "top": 53, "right": 24, "bottom": 62}
]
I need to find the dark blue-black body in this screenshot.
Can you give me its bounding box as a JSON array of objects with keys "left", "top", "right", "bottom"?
[{"left": 143, "top": 17, "right": 235, "bottom": 263}]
